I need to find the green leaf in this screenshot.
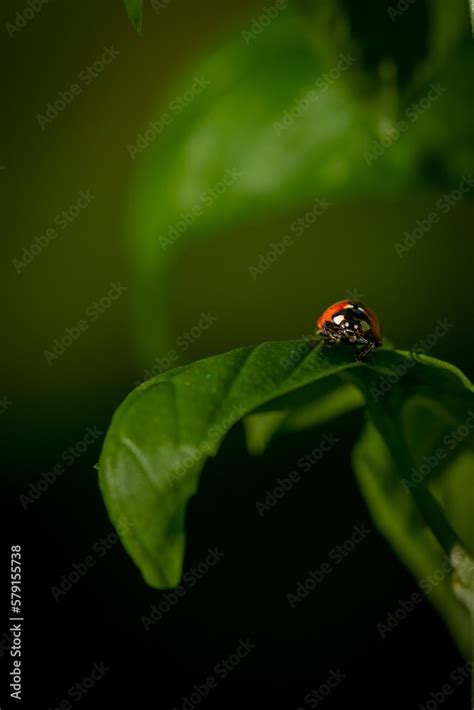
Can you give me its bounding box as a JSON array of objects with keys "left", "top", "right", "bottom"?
[
  {"left": 240, "top": 341, "right": 392, "bottom": 456},
  {"left": 99, "top": 341, "right": 380, "bottom": 588},
  {"left": 241, "top": 347, "right": 474, "bottom": 651},
  {"left": 353, "top": 421, "right": 472, "bottom": 657},
  {"left": 244, "top": 380, "right": 364, "bottom": 455},
  {"left": 123, "top": 0, "right": 143, "bottom": 32},
  {"left": 99, "top": 342, "right": 473, "bottom": 610},
  {"left": 347, "top": 352, "right": 474, "bottom": 655}
]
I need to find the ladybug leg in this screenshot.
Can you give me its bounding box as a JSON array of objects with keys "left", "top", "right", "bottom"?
[
  {"left": 356, "top": 340, "right": 376, "bottom": 362},
  {"left": 317, "top": 325, "right": 339, "bottom": 347},
  {"left": 305, "top": 332, "right": 323, "bottom": 349},
  {"left": 344, "top": 330, "right": 368, "bottom": 345},
  {"left": 318, "top": 335, "right": 336, "bottom": 348}
]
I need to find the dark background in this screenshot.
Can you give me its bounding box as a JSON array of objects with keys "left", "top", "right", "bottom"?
[{"left": 2, "top": 0, "right": 473, "bottom": 708}]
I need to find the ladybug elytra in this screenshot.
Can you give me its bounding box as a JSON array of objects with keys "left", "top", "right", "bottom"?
[{"left": 317, "top": 299, "right": 382, "bottom": 362}]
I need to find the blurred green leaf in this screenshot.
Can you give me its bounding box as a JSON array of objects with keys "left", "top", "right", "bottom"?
[
  {"left": 127, "top": 4, "right": 473, "bottom": 364},
  {"left": 298, "top": 0, "right": 467, "bottom": 91},
  {"left": 127, "top": 11, "right": 374, "bottom": 362},
  {"left": 123, "top": 0, "right": 143, "bottom": 32}
]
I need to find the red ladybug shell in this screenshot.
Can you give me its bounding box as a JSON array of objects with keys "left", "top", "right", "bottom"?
[{"left": 317, "top": 299, "right": 382, "bottom": 343}]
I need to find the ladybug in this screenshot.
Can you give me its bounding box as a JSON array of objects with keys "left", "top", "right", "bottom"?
[{"left": 316, "top": 299, "right": 382, "bottom": 362}]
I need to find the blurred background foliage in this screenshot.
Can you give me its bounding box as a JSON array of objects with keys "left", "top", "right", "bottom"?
[{"left": 127, "top": 0, "right": 474, "bottom": 364}]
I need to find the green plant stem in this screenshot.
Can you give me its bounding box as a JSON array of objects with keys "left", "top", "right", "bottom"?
[
  {"left": 407, "top": 481, "right": 461, "bottom": 557},
  {"left": 345, "top": 370, "right": 470, "bottom": 559}
]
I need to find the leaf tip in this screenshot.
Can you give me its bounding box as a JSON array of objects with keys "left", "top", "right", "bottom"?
[{"left": 123, "top": 0, "right": 143, "bottom": 33}]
